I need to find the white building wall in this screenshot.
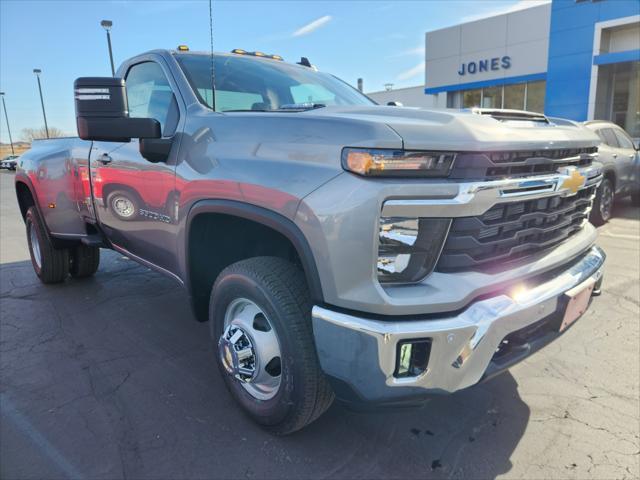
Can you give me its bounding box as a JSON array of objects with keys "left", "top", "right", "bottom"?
[
  {"left": 424, "top": 3, "right": 551, "bottom": 92},
  {"left": 367, "top": 3, "right": 553, "bottom": 110},
  {"left": 367, "top": 86, "right": 437, "bottom": 109}
]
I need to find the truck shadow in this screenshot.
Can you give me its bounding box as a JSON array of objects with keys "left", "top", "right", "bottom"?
[{"left": 1, "top": 254, "right": 528, "bottom": 480}]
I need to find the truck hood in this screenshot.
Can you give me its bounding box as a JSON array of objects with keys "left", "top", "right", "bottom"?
[{"left": 305, "top": 105, "right": 600, "bottom": 151}]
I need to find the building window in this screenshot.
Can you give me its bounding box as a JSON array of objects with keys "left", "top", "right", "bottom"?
[
  {"left": 447, "top": 80, "right": 546, "bottom": 113},
  {"left": 525, "top": 81, "right": 545, "bottom": 113},
  {"left": 482, "top": 86, "right": 502, "bottom": 108},
  {"left": 462, "top": 89, "right": 481, "bottom": 108},
  {"left": 503, "top": 83, "right": 526, "bottom": 110},
  {"left": 595, "top": 61, "right": 639, "bottom": 138}
]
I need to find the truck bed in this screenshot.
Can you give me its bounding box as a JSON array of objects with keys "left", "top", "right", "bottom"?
[{"left": 17, "top": 137, "right": 95, "bottom": 236}]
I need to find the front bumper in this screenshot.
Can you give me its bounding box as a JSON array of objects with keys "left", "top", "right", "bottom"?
[{"left": 312, "top": 245, "right": 605, "bottom": 405}]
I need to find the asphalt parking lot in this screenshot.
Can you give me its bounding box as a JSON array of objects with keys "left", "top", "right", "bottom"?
[{"left": 1, "top": 170, "right": 638, "bottom": 480}]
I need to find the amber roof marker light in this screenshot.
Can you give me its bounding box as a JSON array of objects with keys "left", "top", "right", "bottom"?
[{"left": 230, "top": 49, "right": 284, "bottom": 61}]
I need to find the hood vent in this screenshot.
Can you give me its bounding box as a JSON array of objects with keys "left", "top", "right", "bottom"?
[{"left": 471, "top": 108, "right": 549, "bottom": 124}]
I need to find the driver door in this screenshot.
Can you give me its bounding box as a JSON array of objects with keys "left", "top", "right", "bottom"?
[{"left": 90, "top": 59, "right": 181, "bottom": 274}]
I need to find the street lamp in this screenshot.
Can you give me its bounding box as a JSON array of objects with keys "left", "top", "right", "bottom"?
[
  {"left": 101, "top": 19, "right": 116, "bottom": 77},
  {"left": 33, "top": 69, "right": 49, "bottom": 139},
  {"left": 0, "top": 92, "right": 15, "bottom": 155}
]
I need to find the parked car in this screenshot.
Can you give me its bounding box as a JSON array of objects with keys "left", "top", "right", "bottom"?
[
  {"left": 14, "top": 48, "right": 606, "bottom": 434},
  {"left": 0, "top": 154, "right": 19, "bottom": 171},
  {"left": 583, "top": 120, "right": 640, "bottom": 225}
]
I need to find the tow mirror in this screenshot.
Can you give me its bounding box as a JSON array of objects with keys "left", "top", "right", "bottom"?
[{"left": 74, "top": 77, "right": 160, "bottom": 142}]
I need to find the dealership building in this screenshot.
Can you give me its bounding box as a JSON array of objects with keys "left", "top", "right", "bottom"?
[{"left": 368, "top": 0, "right": 639, "bottom": 137}]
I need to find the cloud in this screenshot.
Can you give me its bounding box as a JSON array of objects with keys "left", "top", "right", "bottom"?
[
  {"left": 292, "top": 15, "right": 332, "bottom": 37},
  {"left": 461, "top": 0, "right": 550, "bottom": 23},
  {"left": 391, "top": 45, "right": 425, "bottom": 57},
  {"left": 397, "top": 62, "right": 425, "bottom": 81}
]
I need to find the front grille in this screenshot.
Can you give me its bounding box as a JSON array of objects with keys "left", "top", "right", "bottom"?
[
  {"left": 436, "top": 186, "right": 596, "bottom": 272},
  {"left": 450, "top": 147, "right": 597, "bottom": 180}
]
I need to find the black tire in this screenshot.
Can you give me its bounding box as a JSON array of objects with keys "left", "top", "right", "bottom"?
[
  {"left": 106, "top": 190, "right": 139, "bottom": 221},
  {"left": 210, "top": 256, "right": 334, "bottom": 435},
  {"left": 69, "top": 244, "right": 100, "bottom": 278},
  {"left": 590, "top": 177, "right": 614, "bottom": 226},
  {"left": 25, "top": 206, "right": 69, "bottom": 284}
]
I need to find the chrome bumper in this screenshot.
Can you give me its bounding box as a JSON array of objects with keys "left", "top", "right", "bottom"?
[{"left": 312, "top": 245, "right": 605, "bottom": 404}]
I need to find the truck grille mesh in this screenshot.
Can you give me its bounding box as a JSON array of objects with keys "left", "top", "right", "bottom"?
[
  {"left": 450, "top": 147, "right": 596, "bottom": 180},
  {"left": 436, "top": 186, "right": 596, "bottom": 272}
]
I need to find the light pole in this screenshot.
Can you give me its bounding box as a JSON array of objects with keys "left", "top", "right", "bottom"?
[
  {"left": 33, "top": 69, "right": 49, "bottom": 139},
  {"left": 101, "top": 20, "right": 115, "bottom": 77},
  {"left": 0, "top": 92, "right": 15, "bottom": 155}
]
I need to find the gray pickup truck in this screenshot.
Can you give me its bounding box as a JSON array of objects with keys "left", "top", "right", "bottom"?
[{"left": 15, "top": 48, "right": 606, "bottom": 434}]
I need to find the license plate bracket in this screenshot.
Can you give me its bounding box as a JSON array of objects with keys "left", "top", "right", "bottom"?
[{"left": 559, "top": 278, "right": 596, "bottom": 333}]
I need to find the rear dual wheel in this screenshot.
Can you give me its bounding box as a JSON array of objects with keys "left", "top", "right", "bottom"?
[
  {"left": 26, "top": 206, "right": 69, "bottom": 283},
  {"left": 26, "top": 206, "right": 100, "bottom": 283}
]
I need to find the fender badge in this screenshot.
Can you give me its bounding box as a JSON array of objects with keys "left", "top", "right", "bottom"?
[{"left": 560, "top": 169, "right": 586, "bottom": 194}]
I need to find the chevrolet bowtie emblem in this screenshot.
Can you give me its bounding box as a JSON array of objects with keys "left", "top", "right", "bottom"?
[{"left": 560, "top": 169, "right": 586, "bottom": 194}]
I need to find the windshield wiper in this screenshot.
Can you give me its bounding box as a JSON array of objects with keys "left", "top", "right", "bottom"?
[
  {"left": 277, "top": 103, "right": 326, "bottom": 111},
  {"left": 222, "top": 103, "right": 327, "bottom": 113},
  {"left": 222, "top": 109, "right": 269, "bottom": 112}
]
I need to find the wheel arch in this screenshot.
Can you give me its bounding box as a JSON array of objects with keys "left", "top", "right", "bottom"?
[
  {"left": 185, "top": 200, "right": 324, "bottom": 322},
  {"left": 15, "top": 178, "right": 37, "bottom": 221},
  {"left": 602, "top": 167, "right": 616, "bottom": 192}
]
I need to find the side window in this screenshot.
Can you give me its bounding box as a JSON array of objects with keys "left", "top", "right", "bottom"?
[
  {"left": 126, "top": 62, "right": 179, "bottom": 136},
  {"left": 613, "top": 128, "right": 635, "bottom": 149},
  {"left": 600, "top": 128, "right": 620, "bottom": 148}
]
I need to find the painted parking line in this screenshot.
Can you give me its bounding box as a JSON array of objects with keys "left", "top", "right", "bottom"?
[
  {"left": 599, "top": 230, "right": 640, "bottom": 240},
  {"left": 0, "top": 394, "right": 83, "bottom": 479}
]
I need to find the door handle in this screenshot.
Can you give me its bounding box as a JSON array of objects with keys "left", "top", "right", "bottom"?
[
  {"left": 612, "top": 153, "right": 617, "bottom": 158},
  {"left": 98, "top": 153, "right": 113, "bottom": 165}
]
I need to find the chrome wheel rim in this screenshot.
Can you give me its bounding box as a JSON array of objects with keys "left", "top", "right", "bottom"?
[
  {"left": 29, "top": 223, "right": 42, "bottom": 269},
  {"left": 112, "top": 195, "right": 135, "bottom": 218},
  {"left": 219, "top": 298, "right": 282, "bottom": 400},
  {"left": 600, "top": 182, "right": 613, "bottom": 221}
]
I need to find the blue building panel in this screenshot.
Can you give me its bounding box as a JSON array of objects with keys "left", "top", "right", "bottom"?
[
  {"left": 593, "top": 49, "right": 640, "bottom": 66},
  {"left": 545, "top": 0, "right": 640, "bottom": 121},
  {"left": 550, "top": 4, "right": 600, "bottom": 32},
  {"left": 424, "top": 73, "right": 546, "bottom": 95},
  {"left": 546, "top": 52, "right": 593, "bottom": 81}
]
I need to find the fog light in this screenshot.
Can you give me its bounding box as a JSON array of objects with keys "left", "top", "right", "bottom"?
[{"left": 394, "top": 339, "right": 431, "bottom": 378}]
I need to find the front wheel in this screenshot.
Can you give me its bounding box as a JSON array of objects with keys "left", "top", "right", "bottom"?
[
  {"left": 590, "top": 178, "right": 614, "bottom": 226},
  {"left": 210, "top": 257, "right": 334, "bottom": 435}
]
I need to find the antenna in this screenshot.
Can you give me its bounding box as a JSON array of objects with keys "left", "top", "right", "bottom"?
[{"left": 208, "top": 0, "right": 216, "bottom": 111}]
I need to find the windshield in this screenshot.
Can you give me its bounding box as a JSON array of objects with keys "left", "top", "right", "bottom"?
[{"left": 175, "top": 53, "right": 375, "bottom": 112}]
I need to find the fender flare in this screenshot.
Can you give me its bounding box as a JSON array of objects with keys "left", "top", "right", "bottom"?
[
  {"left": 600, "top": 166, "right": 616, "bottom": 190},
  {"left": 14, "top": 173, "right": 43, "bottom": 222},
  {"left": 184, "top": 199, "right": 325, "bottom": 319}
]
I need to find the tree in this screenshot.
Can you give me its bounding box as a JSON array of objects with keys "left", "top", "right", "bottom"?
[{"left": 21, "top": 126, "right": 67, "bottom": 142}]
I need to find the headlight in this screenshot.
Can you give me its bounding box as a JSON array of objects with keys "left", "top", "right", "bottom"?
[
  {"left": 378, "top": 217, "right": 451, "bottom": 283},
  {"left": 342, "top": 148, "right": 455, "bottom": 177}
]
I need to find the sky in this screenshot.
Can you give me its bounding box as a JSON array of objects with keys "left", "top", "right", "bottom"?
[{"left": 0, "top": 0, "right": 542, "bottom": 142}]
